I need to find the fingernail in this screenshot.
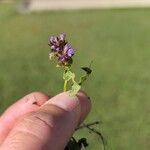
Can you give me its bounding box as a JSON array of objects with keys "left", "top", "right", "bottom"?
[{"left": 76, "top": 91, "right": 92, "bottom": 123}]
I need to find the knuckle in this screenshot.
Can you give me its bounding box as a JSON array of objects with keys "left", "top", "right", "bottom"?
[
  {"left": 20, "top": 111, "right": 54, "bottom": 130},
  {"left": 14, "top": 111, "right": 55, "bottom": 141},
  {"left": 24, "top": 92, "right": 49, "bottom": 105}
]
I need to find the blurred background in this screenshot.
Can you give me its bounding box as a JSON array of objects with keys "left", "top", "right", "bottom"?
[{"left": 0, "top": 0, "right": 150, "bottom": 149}]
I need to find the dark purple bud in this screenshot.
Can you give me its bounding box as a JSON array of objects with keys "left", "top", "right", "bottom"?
[
  {"left": 51, "top": 45, "right": 56, "bottom": 50},
  {"left": 56, "top": 47, "right": 60, "bottom": 51},
  {"left": 59, "top": 33, "right": 66, "bottom": 41},
  {"left": 50, "top": 36, "right": 58, "bottom": 43},
  {"left": 67, "top": 48, "right": 74, "bottom": 57},
  {"left": 59, "top": 56, "right": 66, "bottom": 63}
]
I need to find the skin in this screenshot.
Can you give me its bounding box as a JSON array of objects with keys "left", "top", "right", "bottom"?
[{"left": 0, "top": 91, "right": 91, "bottom": 150}]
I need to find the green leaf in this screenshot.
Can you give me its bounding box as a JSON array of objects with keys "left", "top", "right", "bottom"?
[
  {"left": 69, "top": 82, "right": 81, "bottom": 96},
  {"left": 78, "top": 138, "right": 88, "bottom": 148},
  {"left": 81, "top": 67, "right": 92, "bottom": 75},
  {"left": 79, "top": 76, "right": 87, "bottom": 85},
  {"left": 63, "top": 70, "right": 75, "bottom": 81},
  {"left": 78, "top": 67, "right": 92, "bottom": 86},
  {"left": 65, "top": 138, "right": 81, "bottom": 150}
]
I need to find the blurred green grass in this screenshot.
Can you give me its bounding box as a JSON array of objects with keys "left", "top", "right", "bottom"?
[{"left": 0, "top": 3, "right": 150, "bottom": 150}]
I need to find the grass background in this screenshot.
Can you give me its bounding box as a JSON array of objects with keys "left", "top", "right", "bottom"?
[{"left": 0, "top": 3, "right": 150, "bottom": 150}]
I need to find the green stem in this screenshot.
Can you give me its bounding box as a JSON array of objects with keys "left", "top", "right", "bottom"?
[
  {"left": 64, "top": 80, "right": 68, "bottom": 92},
  {"left": 63, "top": 67, "right": 70, "bottom": 92}
]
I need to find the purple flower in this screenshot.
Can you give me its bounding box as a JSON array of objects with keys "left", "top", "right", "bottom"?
[
  {"left": 64, "top": 44, "right": 70, "bottom": 52},
  {"left": 50, "top": 45, "right": 60, "bottom": 52},
  {"left": 56, "top": 47, "right": 60, "bottom": 51},
  {"left": 64, "top": 44, "right": 74, "bottom": 57},
  {"left": 51, "top": 45, "right": 56, "bottom": 50},
  {"left": 50, "top": 36, "right": 58, "bottom": 44},
  {"left": 59, "top": 33, "right": 66, "bottom": 41},
  {"left": 67, "top": 48, "right": 74, "bottom": 57}
]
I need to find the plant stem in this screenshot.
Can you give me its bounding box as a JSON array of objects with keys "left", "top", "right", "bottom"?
[
  {"left": 64, "top": 80, "right": 68, "bottom": 92},
  {"left": 63, "top": 67, "right": 69, "bottom": 92},
  {"left": 75, "top": 121, "right": 101, "bottom": 131}
]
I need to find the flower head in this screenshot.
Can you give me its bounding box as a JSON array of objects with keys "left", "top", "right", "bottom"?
[{"left": 48, "top": 33, "right": 74, "bottom": 66}]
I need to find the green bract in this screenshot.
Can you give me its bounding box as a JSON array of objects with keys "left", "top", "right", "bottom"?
[
  {"left": 69, "top": 82, "right": 81, "bottom": 96},
  {"left": 63, "top": 70, "right": 75, "bottom": 81}
]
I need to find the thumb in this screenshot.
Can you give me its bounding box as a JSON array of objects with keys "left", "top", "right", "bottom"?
[{"left": 0, "top": 91, "right": 91, "bottom": 150}]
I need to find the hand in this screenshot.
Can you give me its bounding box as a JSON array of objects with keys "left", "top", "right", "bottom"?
[{"left": 0, "top": 91, "right": 91, "bottom": 150}]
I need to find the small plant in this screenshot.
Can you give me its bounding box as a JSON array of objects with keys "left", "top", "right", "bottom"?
[
  {"left": 48, "top": 33, "right": 92, "bottom": 96},
  {"left": 48, "top": 33, "right": 105, "bottom": 150}
]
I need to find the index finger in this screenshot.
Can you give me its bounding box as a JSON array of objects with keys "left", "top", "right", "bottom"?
[{"left": 0, "top": 92, "right": 50, "bottom": 144}]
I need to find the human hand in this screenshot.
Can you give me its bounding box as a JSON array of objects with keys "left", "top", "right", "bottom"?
[{"left": 0, "top": 91, "right": 91, "bottom": 150}]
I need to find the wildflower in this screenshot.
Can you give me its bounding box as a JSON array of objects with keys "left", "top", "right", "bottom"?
[{"left": 48, "top": 33, "right": 74, "bottom": 66}]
